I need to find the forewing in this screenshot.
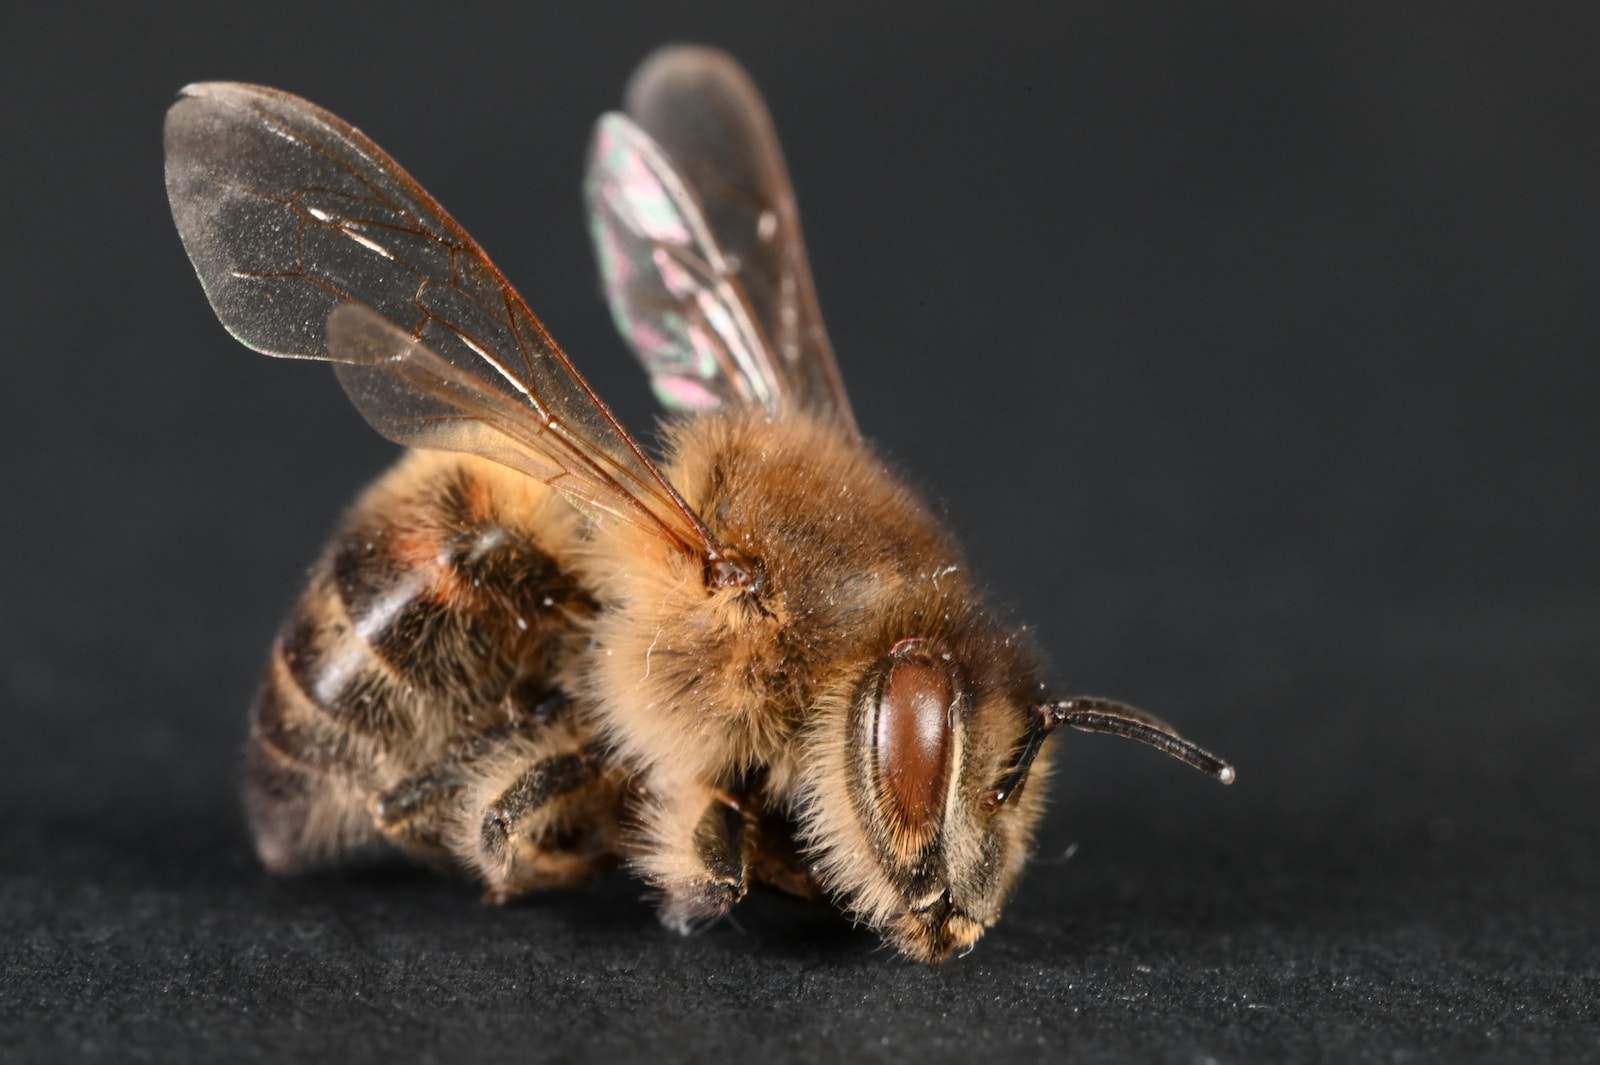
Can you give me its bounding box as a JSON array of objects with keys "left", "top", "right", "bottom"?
[
  {"left": 165, "top": 81, "right": 713, "bottom": 554},
  {"left": 586, "top": 46, "right": 858, "bottom": 436},
  {"left": 327, "top": 305, "right": 681, "bottom": 535}
]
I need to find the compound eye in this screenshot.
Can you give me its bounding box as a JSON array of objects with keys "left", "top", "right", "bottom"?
[{"left": 873, "top": 641, "right": 957, "bottom": 836}]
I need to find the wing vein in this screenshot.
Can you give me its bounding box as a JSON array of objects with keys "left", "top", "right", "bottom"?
[{"left": 166, "top": 81, "right": 722, "bottom": 560}]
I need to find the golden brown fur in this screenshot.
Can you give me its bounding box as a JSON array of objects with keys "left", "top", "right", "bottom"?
[
  {"left": 171, "top": 58, "right": 1233, "bottom": 967},
  {"left": 580, "top": 410, "right": 1052, "bottom": 959},
  {"left": 243, "top": 450, "right": 622, "bottom": 896},
  {"left": 246, "top": 413, "right": 1057, "bottom": 961}
]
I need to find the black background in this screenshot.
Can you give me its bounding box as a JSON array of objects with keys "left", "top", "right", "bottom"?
[{"left": 4, "top": 3, "right": 1597, "bottom": 1062}]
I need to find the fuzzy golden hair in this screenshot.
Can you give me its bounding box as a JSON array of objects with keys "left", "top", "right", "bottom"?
[
  {"left": 168, "top": 61, "right": 1233, "bottom": 967},
  {"left": 579, "top": 410, "right": 1054, "bottom": 959}
]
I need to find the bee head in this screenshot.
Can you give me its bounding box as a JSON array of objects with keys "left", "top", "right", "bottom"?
[
  {"left": 794, "top": 628, "right": 1056, "bottom": 962},
  {"left": 795, "top": 631, "right": 1236, "bottom": 963}
]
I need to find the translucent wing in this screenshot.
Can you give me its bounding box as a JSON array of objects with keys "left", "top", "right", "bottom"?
[
  {"left": 585, "top": 45, "right": 858, "bottom": 437},
  {"left": 325, "top": 304, "right": 685, "bottom": 536},
  {"left": 165, "top": 81, "right": 716, "bottom": 556}
]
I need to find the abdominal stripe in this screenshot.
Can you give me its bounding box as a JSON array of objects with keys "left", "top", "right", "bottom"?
[
  {"left": 250, "top": 462, "right": 585, "bottom": 787},
  {"left": 252, "top": 643, "right": 368, "bottom": 775},
  {"left": 284, "top": 490, "right": 575, "bottom": 731}
]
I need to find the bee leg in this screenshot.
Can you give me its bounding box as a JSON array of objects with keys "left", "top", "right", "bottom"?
[
  {"left": 366, "top": 762, "right": 466, "bottom": 871},
  {"left": 367, "top": 683, "right": 576, "bottom": 845},
  {"left": 472, "top": 745, "right": 611, "bottom": 903},
  {"left": 365, "top": 720, "right": 538, "bottom": 866},
  {"left": 645, "top": 785, "right": 753, "bottom": 934},
  {"left": 369, "top": 724, "right": 620, "bottom": 899},
  {"left": 748, "top": 806, "right": 822, "bottom": 901}
]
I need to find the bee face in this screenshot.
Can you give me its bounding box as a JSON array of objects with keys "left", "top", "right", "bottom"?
[{"left": 797, "top": 625, "right": 1052, "bottom": 963}]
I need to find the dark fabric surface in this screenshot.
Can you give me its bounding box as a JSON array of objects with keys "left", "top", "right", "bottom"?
[{"left": 4, "top": 3, "right": 1597, "bottom": 1062}]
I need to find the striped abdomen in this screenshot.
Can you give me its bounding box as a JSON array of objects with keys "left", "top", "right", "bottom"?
[{"left": 244, "top": 450, "right": 599, "bottom": 872}]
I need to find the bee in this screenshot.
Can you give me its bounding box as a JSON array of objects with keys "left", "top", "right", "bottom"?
[{"left": 165, "top": 45, "right": 1235, "bottom": 963}]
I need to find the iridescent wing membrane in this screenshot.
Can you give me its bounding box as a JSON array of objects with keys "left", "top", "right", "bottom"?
[
  {"left": 585, "top": 46, "right": 859, "bottom": 437},
  {"left": 164, "top": 82, "right": 717, "bottom": 555}
]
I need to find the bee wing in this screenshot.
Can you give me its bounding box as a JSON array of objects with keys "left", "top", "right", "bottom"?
[
  {"left": 585, "top": 46, "right": 859, "bottom": 437},
  {"left": 165, "top": 81, "right": 717, "bottom": 556}
]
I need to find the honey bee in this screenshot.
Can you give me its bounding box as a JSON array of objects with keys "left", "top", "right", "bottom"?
[{"left": 165, "top": 45, "right": 1235, "bottom": 963}]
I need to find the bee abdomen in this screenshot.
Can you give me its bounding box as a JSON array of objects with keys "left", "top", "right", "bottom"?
[
  {"left": 244, "top": 658, "right": 381, "bottom": 872},
  {"left": 253, "top": 638, "right": 371, "bottom": 775},
  {"left": 247, "top": 454, "right": 592, "bottom": 794}
]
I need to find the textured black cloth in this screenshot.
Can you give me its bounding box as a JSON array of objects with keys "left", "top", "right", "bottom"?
[{"left": 4, "top": 4, "right": 1597, "bottom": 1062}]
